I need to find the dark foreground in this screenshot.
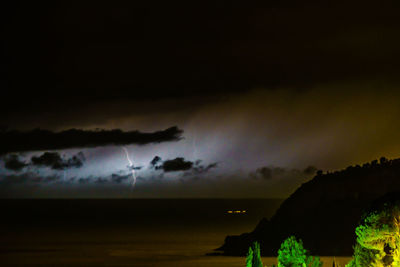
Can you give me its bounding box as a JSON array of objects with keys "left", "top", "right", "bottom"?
[{"left": 0, "top": 199, "right": 283, "bottom": 266}]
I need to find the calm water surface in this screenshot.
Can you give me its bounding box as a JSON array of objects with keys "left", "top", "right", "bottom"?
[{"left": 0, "top": 199, "right": 351, "bottom": 266}]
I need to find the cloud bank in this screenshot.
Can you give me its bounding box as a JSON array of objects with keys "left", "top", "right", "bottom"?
[
  {"left": 3, "top": 155, "right": 28, "bottom": 171},
  {"left": 31, "top": 152, "right": 85, "bottom": 170},
  {"left": 0, "top": 126, "right": 183, "bottom": 154}
]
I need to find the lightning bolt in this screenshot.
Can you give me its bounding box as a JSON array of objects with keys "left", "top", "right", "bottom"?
[{"left": 122, "top": 147, "right": 137, "bottom": 188}]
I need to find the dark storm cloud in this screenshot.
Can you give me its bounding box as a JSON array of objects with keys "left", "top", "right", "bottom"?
[
  {"left": 150, "top": 156, "right": 162, "bottom": 168},
  {"left": 253, "top": 167, "right": 273, "bottom": 180},
  {"left": 3, "top": 154, "right": 28, "bottom": 171},
  {"left": 180, "top": 162, "right": 219, "bottom": 180},
  {"left": 0, "top": 173, "right": 61, "bottom": 185},
  {"left": 39, "top": 176, "right": 61, "bottom": 183},
  {"left": 31, "top": 152, "right": 85, "bottom": 170},
  {"left": 191, "top": 162, "right": 218, "bottom": 175},
  {"left": 65, "top": 173, "right": 129, "bottom": 184},
  {"left": 0, "top": 174, "right": 31, "bottom": 185},
  {"left": 303, "top": 166, "right": 318, "bottom": 175},
  {"left": 3, "top": 1, "right": 400, "bottom": 129},
  {"left": 250, "top": 167, "right": 284, "bottom": 180},
  {"left": 95, "top": 178, "right": 108, "bottom": 184},
  {"left": 157, "top": 157, "right": 193, "bottom": 172},
  {"left": 111, "top": 173, "right": 129, "bottom": 183},
  {"left": 151, "top": 157, "right": 218, "bottom": 174},
  {"left": 0, "top": 127, "right": 183, "bottom": 154},
  {"left": 78, "top": 178, "right": 91, "bottom": 184},
  {"left": 250, "top": 166, "right": 317, "bottom": 180},
  {"left": 0, "top": 171, "right": 129, "bottom": 187},
  {"left": 131, "top": 166, "right": 142, "bottom": 170}
]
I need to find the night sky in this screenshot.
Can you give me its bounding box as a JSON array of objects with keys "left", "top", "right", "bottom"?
[{"left": 2, "top": 1, "right": 400, "bottom": 198}]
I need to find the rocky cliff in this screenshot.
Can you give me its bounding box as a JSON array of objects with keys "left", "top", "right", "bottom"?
[{"left": 217, "top": 157, "right": 400, "bottom": 256}]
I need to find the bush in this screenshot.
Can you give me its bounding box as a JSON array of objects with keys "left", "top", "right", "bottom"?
[{"left": 277, "top": 236, "right": 322, "bottom": 267}]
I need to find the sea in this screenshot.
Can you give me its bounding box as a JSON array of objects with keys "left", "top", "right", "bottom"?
[{"left": 0, "top": 199, "right": 351, "bottom": 266}]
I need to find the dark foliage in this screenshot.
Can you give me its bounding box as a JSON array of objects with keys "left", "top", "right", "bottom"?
[{"left": 303, "top": 166, "right": 318, "bottom": 175}]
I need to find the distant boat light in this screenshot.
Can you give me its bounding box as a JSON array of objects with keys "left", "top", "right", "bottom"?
[{"left": 226, "top": 210, "right": 247, "bottom": 214}]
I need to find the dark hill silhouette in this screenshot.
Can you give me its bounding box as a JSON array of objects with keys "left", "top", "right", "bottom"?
[{"left": 216, "top": 157, "right": 400, "bottom": 256}]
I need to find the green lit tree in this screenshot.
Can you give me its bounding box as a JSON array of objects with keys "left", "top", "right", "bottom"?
[
  {"left": 246, "top": 245, "right": 254, "bottom": 267},
  {"left": 246, "top": 242, "right": 263, "bottom": 267},
  {"left": 278, "top": 236, "right": 307, "bottom": 267},
  {"left": 277, "top": 236, "right": 322, "bottom": 267},
  {"left": 346, "top": 201, "right": 400, "bottom": 267},
  {"left": 306, "top": 255, "right": 323, "bottom": 267}
]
